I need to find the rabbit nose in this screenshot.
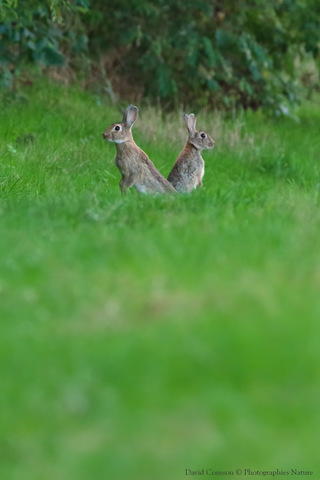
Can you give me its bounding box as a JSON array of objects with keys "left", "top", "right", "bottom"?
[{"left": 102, "top": 132, "right": 106, "bottom": 139}]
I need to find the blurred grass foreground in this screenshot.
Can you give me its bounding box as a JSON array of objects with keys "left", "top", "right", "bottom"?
[{"left": 0, "top": 81, "right": 320, "bottom": 479}]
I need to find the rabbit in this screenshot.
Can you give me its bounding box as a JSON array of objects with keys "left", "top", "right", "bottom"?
[
  {"left": 168, "top": 113, "right": 215, "bottom": 193},
  {"left": 102, "top": 104, "right": 176, "bottom": 194}
]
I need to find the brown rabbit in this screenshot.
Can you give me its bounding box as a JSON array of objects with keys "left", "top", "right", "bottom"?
[
  {"left": 168, "top": 113, "right": 215, "bottom": 193},
  {"left": 102, "top": 104, "right": 176, "bottom": 194}
]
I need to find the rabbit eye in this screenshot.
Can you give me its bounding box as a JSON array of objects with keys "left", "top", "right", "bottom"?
[
  {"left": 201, "top": 133, "right": 206, "bottom": 139},
  {"left": 115, "top": 125, "right": 121, "bottom": 131}
]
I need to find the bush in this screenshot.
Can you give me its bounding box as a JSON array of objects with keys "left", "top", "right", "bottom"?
[
  {"left": 1, "top": 0, "right": 319, "bottom": 111},
  {"left": 0, "top": 0, "right": 88, "bottom": 89}
]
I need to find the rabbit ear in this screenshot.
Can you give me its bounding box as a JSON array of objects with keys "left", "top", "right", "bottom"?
[
  {"left": 183, "top": 113, "right": 197, "bottom": 136},
  {"left": 122, "top": 105, "right": 139, "bottom": 128}
]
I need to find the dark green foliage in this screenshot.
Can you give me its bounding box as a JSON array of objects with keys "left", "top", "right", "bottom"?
[
  {"left": 1, "top": 0, "right": 320, "bottom": 110},
  {"left": 92, "top": 0, "right": 320, "bottom": 110},
  {"left": 0, "top": 0, "right": 88, "bottom": 88}
]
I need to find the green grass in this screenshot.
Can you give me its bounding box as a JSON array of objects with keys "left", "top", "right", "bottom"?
[{"left": 1, "top": 80, "right": 320, "bottom": 480}]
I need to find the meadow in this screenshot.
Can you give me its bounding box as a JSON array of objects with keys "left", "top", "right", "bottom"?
[{"left": 0, "top": 80, "right": 320, "bottom": 480}]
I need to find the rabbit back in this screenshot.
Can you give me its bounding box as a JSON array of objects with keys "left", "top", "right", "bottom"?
[
  {"left": 115, "top": 142, "right": 175, "bottom": 194},
  {"left": 168, "top": 144, "right": 205, "bottom": 193}
]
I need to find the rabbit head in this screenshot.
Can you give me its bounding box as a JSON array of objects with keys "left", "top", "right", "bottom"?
[
  {"left": 184, "top": 113, "right": 215, "bottom": 150},
  {"left": 102, "top": 104, "right": 138, "bottom": 144}
]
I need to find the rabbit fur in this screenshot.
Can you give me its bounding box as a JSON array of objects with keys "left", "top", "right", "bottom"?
[
  {"left": 103, "top": 105, "right": 176, "bottom": 194},
  {"left": 168, "top": 113, "right": 214, "bottom": 193}
]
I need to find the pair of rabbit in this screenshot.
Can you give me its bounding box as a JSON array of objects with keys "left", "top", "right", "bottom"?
[{"left": 102, "top": 104, "right": 215, "bottom": 194}]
